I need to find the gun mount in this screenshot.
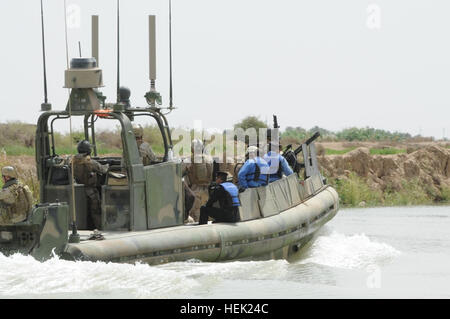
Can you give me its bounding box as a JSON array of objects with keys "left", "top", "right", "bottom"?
[{"left": 282, "top": 131, "right": 321, "bottom": 178}]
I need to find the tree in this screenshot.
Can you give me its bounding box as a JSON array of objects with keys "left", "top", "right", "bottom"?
[{"left": 233, "top": 116, "right": 268, "bottom": 131}]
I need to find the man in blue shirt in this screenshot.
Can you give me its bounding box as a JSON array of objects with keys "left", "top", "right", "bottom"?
[
  {"left": 237, "top": 146, "right": 270, "bottom": 189},
  {"left": 199, "top": 171, "right": 241, "bottom": 225},
  {"left": 263, "top": 130, "right": 294, "bottom": 183}
]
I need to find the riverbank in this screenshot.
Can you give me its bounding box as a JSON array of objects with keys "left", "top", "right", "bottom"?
[
  {"left": 1, "top": 144, "right": 449, "bottom": 208},
  {"left": 318, "top": 144, "right": 450, "bottom": 207}
]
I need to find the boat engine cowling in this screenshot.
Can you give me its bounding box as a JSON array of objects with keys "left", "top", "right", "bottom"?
[{"left": 0, "top": 202, "right": 69, "bottom": 261}]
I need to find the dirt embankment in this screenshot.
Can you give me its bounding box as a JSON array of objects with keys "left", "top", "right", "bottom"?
[{"left": 318, "top": 145, "right": 450, "bottom": 200}]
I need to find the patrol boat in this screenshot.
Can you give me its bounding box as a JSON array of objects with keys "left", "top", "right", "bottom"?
[{"left": 0, "top": 3, "right": 339, "bottom": 265}]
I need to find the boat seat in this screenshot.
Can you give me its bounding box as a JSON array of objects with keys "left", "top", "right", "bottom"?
[
  {"left": 238, "top": 188, "right": 262, "bottom": 221},
  {"left": 269, "top": 178, "right": 292, "bottom": 212},
  {"left": 286, "top": 174, "right": 302, "bottom": 205},
  {"left": 256, "top": 185, "right": 279, "bottom": 217}
]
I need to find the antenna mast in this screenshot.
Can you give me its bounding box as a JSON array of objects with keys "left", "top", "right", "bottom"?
[
  {"left": 40, "top": 0, "right": 51, "bottom": 111},
  {"left": 149, "top": 15, "right": 157, "bottom": 92},
  {"left": 116, "top": 0, "right": 121, "bottom": 104},
  {"left": 145, "top": 15, "right": 162, "bottom": 107},
  {"left": 92, "top": 15, "right": 99, "bottom": 65},
  {"left": 169, "top": 0, "right": 174, "bottom": 110}
]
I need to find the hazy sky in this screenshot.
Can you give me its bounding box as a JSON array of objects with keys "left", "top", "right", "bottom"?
[{"left": 1, "top": 0, "right": 449, "bottom": 139}]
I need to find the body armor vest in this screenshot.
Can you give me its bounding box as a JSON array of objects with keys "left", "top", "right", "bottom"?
[
  {"left": 0, "top": 181, "right": 33, "bottom": 224},
  {"left": 73, "top": 155, "right": 97, "bottom": 187}
]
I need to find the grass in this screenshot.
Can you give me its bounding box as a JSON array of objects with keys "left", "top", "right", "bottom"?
[
  {"left": 329, "top": 173, "right": 449, "bottom": 208},
  {"left": 383, "top": 179, "right": 433, "bottom": 206},
  {"left": 0, "top": 145, "right": 35, "bottom": 156},
  {"left": 331, "top": 173, "right": 383, "bottom": 207},
  {"left": 439, "top": 186, "right": 450, "bottom": 203},
  {"left": 369, "top": 148, "right": 406, "bottom": 155},
  {"left": 325, "top": 148, "right": 356, "bottom": 155},
  {"left": 324, "top": 147, "right": 406, "bottom": 156},
  {"left": 0, "top": 145, "right": 129, "bottom": 157}
]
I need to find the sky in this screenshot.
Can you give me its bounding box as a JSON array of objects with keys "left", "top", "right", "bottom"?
[{"left": 1, "top": 0, "right": 449, "bottom": 139}]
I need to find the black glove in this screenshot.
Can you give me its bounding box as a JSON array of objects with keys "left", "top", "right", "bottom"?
[{"left": 238, "top": 187, "right": 246, "bottom": 193}]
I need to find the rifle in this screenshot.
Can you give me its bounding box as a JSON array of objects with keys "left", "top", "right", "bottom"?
[
  {"left": 282, "top": 131, "right": 321, "bottom": 173},
  {"left": 212, "top": 159, "right": 220, "bottom": 182},
  {"left": 269, "top": 115, "right": 280, "bottom": 153},
  {"left": 273, "top": 115, "right": 280, "bottom": 129}
]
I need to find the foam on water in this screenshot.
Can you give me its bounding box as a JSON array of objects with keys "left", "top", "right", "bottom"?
[
  {"left": 300, "top": 231, "right": 402, "bottom": 270},
  {"left": 0, "top": 253, "right": 201, "bottom": 298},
  {"left": 0, "top": 231, "right": 402, "bottom": 298},
  {"left": 0, "top": 253, "right": 290, "bottom": 298}
]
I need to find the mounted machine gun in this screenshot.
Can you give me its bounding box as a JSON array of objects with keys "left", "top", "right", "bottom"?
[{"left": 282, "top": 131, "right": 321, "bottom": 178}]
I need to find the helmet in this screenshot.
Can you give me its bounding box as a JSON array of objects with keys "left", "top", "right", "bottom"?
[
  {"left": 132, "top": 124, "right": 144, "bottom": 138},
  {"left": 77, "top": 140, "right": 92, "bottom": 155},
  {"left": 1, "top": 166, "right": 18, "bottom": 179},
  {"left": 246, "top": 145, "right": 259, "bottom": 155}
]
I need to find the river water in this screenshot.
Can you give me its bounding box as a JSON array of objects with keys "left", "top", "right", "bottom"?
[{"left": 0, "top": 206, "right": 449, "bottom": 299}]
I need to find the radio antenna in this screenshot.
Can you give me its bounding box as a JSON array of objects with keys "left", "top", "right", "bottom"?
[
  {"left": 78, "top": 41, "right": 82, "bottom": 57},
  {"left": 116, "top": 0, "right": 121, "bottom": 103},
  {"left": 149, "top": 15, "right": 156, "bottom": 92},
  {"left": 40, "top": 0, "right": 51, "bottom": 111},
  {"left": 92, "top": 15, "right": 99, "bottom": 65},
  {"left": 145, "top": 15, "right": 162, "bottom": 107},
  {"left": 63, "top": 0, "right": 79, "bottom": 244},
  {"left": 169, "top": 0, "right": 174, "bottom": 110}
]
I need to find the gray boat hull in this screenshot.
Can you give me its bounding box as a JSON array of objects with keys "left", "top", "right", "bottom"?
[{"left": 62, "top": 186, "right": 339, "bottom": 265}]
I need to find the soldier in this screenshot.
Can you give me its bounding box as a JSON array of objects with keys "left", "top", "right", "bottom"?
[
  {"left": 237, "top": 146, "right": 269, "bottom": 189},
  {"left": 0, "top": 166, "right": 34, "bottom": 225},
  {"left": 199, "top": 171, "right": 241, "bottom": 225},
  {"left": 263, "top": 129, "right": 293, "bottom": 183},
  {"left": 72, "top": 140, "right": 109, "bottom": 230},
  {"left": 133, "top": 124, "right": 157, "bottom": 166},
  {"left": 183, "top": 139, "right": 214, "bottom": 222}
]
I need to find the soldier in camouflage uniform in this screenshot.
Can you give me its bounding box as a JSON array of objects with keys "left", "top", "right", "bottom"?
[
  {"left": 133, "top": 124, "right": 157, "bottom": 166},
  {"left": 0, "top": 166, "right": 34, "bottom": 225},
  {"left": 72, "top": 140, "right": 109, "bottom": 230},
  {"left": 183, "top": 139, "right": 214, "bottom": 222}
]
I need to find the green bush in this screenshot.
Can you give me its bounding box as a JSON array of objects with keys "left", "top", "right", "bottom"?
[
  {"left": 440, "top": 186, "right": 450, "bottom": 202},
  {"left": 384, "top": 179, "right": 432, "bottom": 206},
  {"left": 330, "top": 173, "right": 383, "bottom": 207}
]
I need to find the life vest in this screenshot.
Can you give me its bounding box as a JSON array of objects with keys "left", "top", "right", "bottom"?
[
  {"left": 221, "top": 182, "right": 241, "bottom": 207},
  {"left": 244, "top": 158, "right": 268, "bottom": 185},
  {"left": 265, "top": 153, "right": 283, "bottom": 179}
]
